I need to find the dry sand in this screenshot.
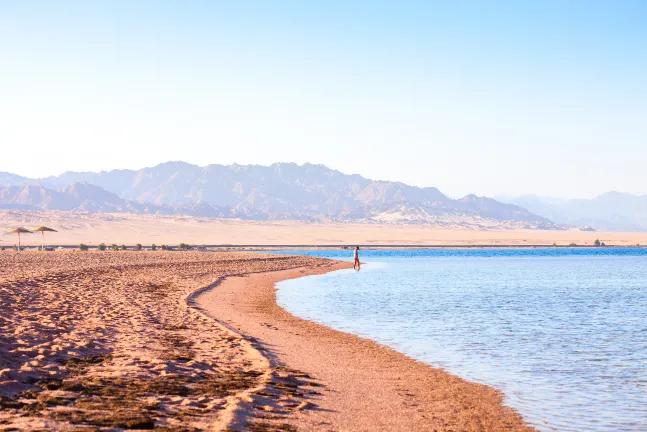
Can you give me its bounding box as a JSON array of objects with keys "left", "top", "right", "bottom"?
[
  {"left": 2, "top": 210, "right": 647, "bottom": 247},
  {"left": 196, "top": 266, "right": 534, "bottom": 432},
  {"left": 0, "top": 250, "right": 328, "bottom": 430},
  {"left": 0, "top": 250, "right": 534, "bottom": 431}
]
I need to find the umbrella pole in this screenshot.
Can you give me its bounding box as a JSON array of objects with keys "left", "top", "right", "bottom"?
[
  {"left": 18, "top": 232, "right": 21, "bottom": 251},
  {"left": 42, "top": 231, "right": 45, "bottom": 251}
]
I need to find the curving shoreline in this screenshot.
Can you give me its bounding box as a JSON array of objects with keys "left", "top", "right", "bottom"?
[
  {"left": 0, "top": 251, "right": 334, "bottom": 430},
  {"left": 0, "top": 251, "right": 535, "bottom": 430},
  {"left": 196, "top": 261, "right": 535, "bottom": 431}
]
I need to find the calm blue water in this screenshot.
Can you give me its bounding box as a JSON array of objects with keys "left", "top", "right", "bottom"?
[{"left": 274, "top": 249, "right": 647, "bottom": 431}]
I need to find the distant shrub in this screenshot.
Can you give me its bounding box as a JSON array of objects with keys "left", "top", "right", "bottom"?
[
  {"left": 161, "top": 245, "right": 168, "bottom": 251},
  {"left": 120, "top": 244, "right": 127, "bottom": 251},
  {"left": 98, "top": 243, "right": 107, "bottom": 251},
  {"left": 568, "top": 243, "right": 577, "bottom": 247},
  {"left": 13, "top": 245, "right": 19, "bottom": 251},
  {"left": 111, "top": 244, "right": 119, "bottom": 251},
  {"left": 601, "top": 242, "right": 606, "bottom": 247},
  {"left": 0, "top": 246, "right": 5, "bottom": 251},
  {"left": 594, "top": 239, "right": 601, "bottom": 247},
  {"left": 79, "top": 244, "right": 89, "bottom": 251},
  {"left": 135, "top": 243, "right": 142, "bottom": 251},
  {"left": 151, "top": 244, "right": 157, "bottom": 251},
  {"left": 178, "top": 243, "right": 186, "bottom": 251}
]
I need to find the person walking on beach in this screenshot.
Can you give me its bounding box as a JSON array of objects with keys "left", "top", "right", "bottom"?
[{"left": 353, "top": 246, "right": 361, "bottom": 270}]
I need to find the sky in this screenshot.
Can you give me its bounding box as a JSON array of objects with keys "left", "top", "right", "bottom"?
[{"left": 1, "top": 1, "right": 646, "bottom": 199}]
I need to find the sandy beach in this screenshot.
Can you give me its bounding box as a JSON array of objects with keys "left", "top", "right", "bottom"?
[
  {"left": 0, "top": 251, "right": 327, "bottom": 430},
  {"left": 0, "top": 250, "right": 532, "bottom": 431},
  {"left": 196, "top": 266, "right": 533, "bottom": 431}
]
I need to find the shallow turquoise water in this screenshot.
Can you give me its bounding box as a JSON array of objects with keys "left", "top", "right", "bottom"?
[{"left": 274, "top": 249, "right": 647, "bottom": 431}]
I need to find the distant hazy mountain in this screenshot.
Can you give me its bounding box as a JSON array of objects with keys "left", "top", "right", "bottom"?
[
  {"left": 0, "top": 172, "right": 27, "bottom": 187},
  {"left": 0, "top": 183, "right": 156, "bottom": 213},
  {"left": 499, "top": 192, "right": 647, "bottom": 231},
  {"left": 0, "top": 183, "right": 243, "bottom": 218},
  {"left": 0, "top": 162, "right": 573, "bottom": 229}
]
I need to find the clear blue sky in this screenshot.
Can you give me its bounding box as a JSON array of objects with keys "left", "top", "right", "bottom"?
[{"left": 1, "top": 1, "right": 646, "bottom": 198}]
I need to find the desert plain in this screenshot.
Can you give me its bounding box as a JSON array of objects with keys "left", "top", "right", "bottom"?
[{"left": 1, "top": 210, "right": 646, "bottom": 247}]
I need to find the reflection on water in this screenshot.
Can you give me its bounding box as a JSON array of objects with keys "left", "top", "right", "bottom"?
[{"left": 275, "top": 249, "right": 647, "bottom": 431}]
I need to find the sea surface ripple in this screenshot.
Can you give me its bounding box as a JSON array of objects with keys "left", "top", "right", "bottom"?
[{"left": 275, "top": 248, "right": 647, "bottom": 431}]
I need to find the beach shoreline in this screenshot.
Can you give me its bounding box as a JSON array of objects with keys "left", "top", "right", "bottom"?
[
  {"left": 196, "top": 261, "right": 535, "bottom": 431},
  {"left": 1, "top": 250, "right": 533, "bottom": 431}
]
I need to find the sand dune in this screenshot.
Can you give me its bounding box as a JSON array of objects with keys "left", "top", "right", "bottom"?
[{"left": 1, "top": 210, "right": 647, "bottom": 247}]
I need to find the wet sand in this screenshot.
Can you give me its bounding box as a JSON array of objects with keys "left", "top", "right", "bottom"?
[{"left": 196, "top": 265, "right": 535, "bottom": 431}]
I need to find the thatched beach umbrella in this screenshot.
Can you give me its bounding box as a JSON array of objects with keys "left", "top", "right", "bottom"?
[
  {"left": 32, "top": 226, "right": 57, "bottom": 251},
  {"left": 7, "top": 227, "right": 32, "bottom": 250}
]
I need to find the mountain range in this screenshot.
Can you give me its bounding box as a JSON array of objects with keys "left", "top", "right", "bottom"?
[
  {"left": 0, "top": 162, "right": 575, "bottom": 229},
  {"left": 499, "top": 192, "right": 647, "bottom": 232}
]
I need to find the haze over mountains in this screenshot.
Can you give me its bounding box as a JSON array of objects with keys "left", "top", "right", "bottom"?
[
  {"left": 0, "top": 161, "right": 576, "bottom": 230},
  {"left": 500, "top": 193, "right": 647, "bottom": 232}
]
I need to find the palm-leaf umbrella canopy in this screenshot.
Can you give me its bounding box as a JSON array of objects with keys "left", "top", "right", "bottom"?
[
  {"left": 32, "top": 226, "right": 57, "bottom": 233},
  {"left": 7, "top": 227, "right": 32, "bottom": 233},
  {"left": 7, "top": 227, "right": 32, "bottom": 250},
  {"left": 32, "top": 226, "right": 57, "bottom": 251}
]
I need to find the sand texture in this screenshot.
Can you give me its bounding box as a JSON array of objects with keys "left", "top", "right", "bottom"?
[
  {"left": 196, "top": 266, "right": 535, "bottom": 432},
  {"left": 3, "top": 210, "right": 647, "bottom": 247},
  {"left": 0, "top": 251, "right": 331, "bottom": 431}
]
